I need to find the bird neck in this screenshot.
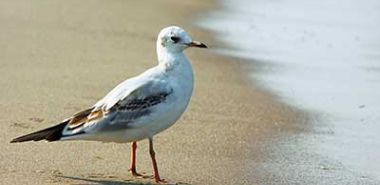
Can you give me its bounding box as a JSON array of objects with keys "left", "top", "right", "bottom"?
[{"left": 157, "top": 46, "right": 187, "bottom": 71}]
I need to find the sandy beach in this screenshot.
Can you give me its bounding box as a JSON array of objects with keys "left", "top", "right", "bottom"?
[
  {"left": 3, "top": 0, "right": 380, "bottom": 184},
  {"left": 0, "top": 0, "right": 301, "bottom": 184}
]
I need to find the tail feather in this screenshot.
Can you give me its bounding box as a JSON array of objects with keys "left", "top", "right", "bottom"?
[{"left": 10, "top": 121, "right": 68, "bottom": 143}]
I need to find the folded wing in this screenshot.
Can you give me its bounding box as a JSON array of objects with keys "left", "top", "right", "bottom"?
[
  {"left": 11, "top": 77, "right": 173, "bottom": 142},
  {"left": 61, "top": 78, "right": 173, "bottom": 138}
]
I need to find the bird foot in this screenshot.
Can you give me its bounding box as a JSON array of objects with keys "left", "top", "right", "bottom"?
[
  {"left": 128, "top": 169, "right": 143, "bottom": 177},
  {"left": 153, "top": 176, "right": 168, "bottom": 184}
]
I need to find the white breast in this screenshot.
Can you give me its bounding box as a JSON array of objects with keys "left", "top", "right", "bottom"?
[{"left": 121, "top": 57, "right": 194, "bottom": 142}]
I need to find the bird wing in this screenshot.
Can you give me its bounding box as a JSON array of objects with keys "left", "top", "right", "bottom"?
[{"left": 61, "top": 77, "right": 173, "bottom": 137}]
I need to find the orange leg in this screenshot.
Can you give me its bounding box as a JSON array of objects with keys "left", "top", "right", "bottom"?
[
  {"left": 149, "top": 138, "right": 166, "bottom": 183},
  {"left": 129, "top": 141, "right": 142, "bottom": 176}
]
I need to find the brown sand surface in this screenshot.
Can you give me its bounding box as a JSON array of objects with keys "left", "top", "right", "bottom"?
[{"left": 0, "top": 0, "right": 300, "bottom": 184}]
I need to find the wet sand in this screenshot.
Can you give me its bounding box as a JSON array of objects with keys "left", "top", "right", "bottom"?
[
  {"left": 0, "top": 0, "right": 300, "bottom": 184},
  {"left": 200, "top": 0, "right": 380, "bottom": 184}
]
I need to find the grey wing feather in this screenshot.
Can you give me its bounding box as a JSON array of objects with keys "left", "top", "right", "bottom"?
[
  {"left": 104, "top": 90, "right": 172, "bottom": 130},
  {"left": 83, "top": 79, "right": 173, "bottom": 133}
]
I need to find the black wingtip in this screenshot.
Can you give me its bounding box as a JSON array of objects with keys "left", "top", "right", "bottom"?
[
  {"left": 10, "top": 138, "right": 20, "bottom": 143},
  {"left": 10, "top": 121, "right": 68, "bottom": 143}
]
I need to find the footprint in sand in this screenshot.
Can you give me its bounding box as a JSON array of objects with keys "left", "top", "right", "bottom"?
[
  {"left": 10, "top": 117, "right": 44, "bottom": 129},
  {"left": 28, "top": 117, "right": 44, "bottom": 123},
  {"left": 10, "top": 122, "right": 32, "bottom": 129}
]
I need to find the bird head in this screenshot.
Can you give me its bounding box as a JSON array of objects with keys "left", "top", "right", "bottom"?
[{"left": 157, "top": 26, "right": 207, "bottom": 53}]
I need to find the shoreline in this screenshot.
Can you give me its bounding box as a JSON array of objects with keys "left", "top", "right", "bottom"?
[
  {"left": 1, "top": 0, "right": 301, "bottom": 184},
  {"left": 201, "top": 0, "right": 380, "bottom": 184}
]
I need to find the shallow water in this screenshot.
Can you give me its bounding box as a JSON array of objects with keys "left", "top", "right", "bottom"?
[{"left": 200, "top": 0, "right": 380, "bottom": 182}]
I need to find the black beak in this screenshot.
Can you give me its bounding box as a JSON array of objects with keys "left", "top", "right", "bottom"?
[{"left": 187, "top": 41, "right": 208, "bottom": 48}]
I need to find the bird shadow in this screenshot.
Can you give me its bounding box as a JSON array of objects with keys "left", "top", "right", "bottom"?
[
  {"left": 58, "top": 175, "right": 189, "bottom": 185},
  {"left": 58, "top": 175, "right": 153, "bottom": 185}
]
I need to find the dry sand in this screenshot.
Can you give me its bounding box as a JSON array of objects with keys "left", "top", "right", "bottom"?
[{"left": 0, "top": 0, "right": 300, "bottom": 184}]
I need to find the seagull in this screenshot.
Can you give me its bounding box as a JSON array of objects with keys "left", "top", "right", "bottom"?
[{"left": 10, "top": 26, "right": 207, "bottom": 183}]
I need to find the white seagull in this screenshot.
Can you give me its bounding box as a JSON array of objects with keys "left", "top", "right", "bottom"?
[{"left": 11, "top": 26, "right": 207, "bottom": 183}]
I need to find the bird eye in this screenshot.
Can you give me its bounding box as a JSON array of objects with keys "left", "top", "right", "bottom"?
[{"left": 170, "top": 36, "right": 180, "bottom": 43}]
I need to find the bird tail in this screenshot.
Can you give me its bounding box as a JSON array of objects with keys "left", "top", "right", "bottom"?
[{"left": 10, "top": 120, "right": 68, "bottom": 143}]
